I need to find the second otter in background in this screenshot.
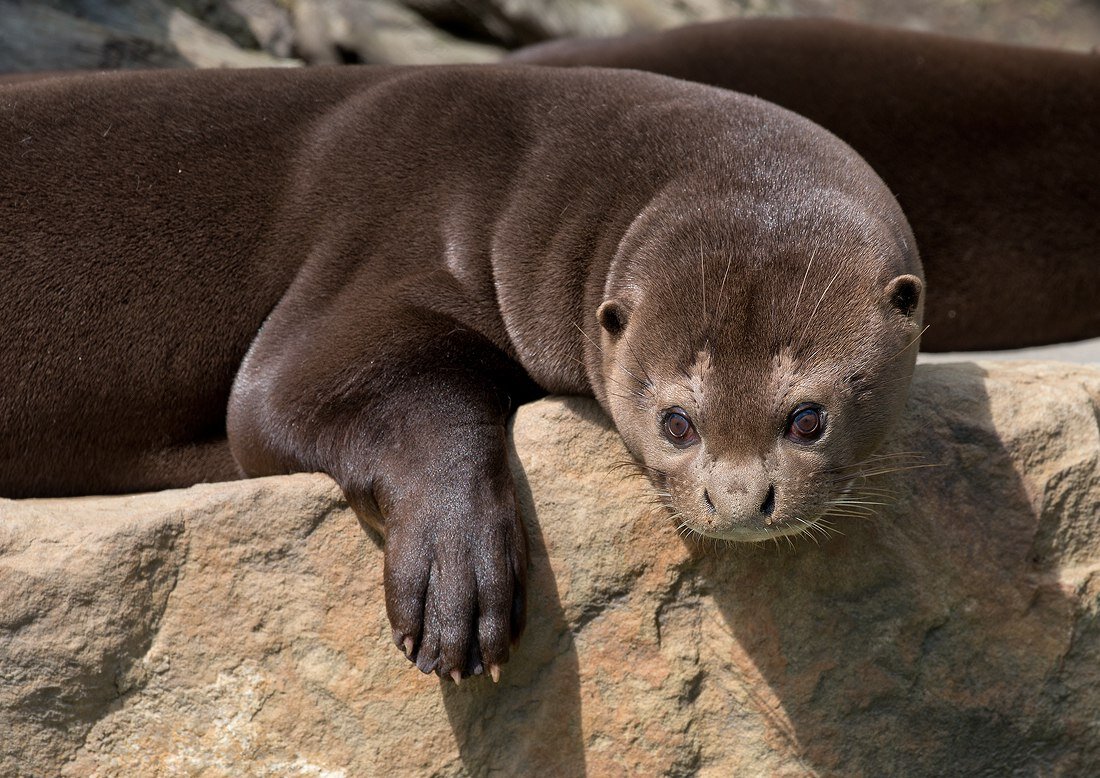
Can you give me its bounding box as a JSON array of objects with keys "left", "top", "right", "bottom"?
[{"left": 513, "top": 17, "right": 1100, "bottom": 352}]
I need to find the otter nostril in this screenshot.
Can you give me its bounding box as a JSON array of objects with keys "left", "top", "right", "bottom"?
[
  {"left": 703, "top": 489, "right": 716, "bottom": 514},
  {"left": 760, "top": 484, "right": 775, "bottom": 516}
]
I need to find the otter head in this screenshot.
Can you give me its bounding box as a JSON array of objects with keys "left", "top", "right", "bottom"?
[{"left": 593, "top": 194, "right": 923, "bottom": 542}]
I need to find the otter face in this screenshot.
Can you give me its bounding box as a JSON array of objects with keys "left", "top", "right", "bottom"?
[{"left": 596, "top": 252, "right": 923, "bottom": 543}]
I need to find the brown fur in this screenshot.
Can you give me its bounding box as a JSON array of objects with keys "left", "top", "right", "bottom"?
[
  {"left": 512, "top": 18, "right": 1100, "bottom": 351},
  {"left": 1, "top": 65, "right": 921, "bottom": 678}
]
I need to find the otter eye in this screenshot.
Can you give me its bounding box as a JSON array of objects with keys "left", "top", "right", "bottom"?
[
  {"left": 787, "top": 404, "right": 826, "bottom": 443},
  {"left": 662, "top": 408, "right": 699, "bottom": 447}
]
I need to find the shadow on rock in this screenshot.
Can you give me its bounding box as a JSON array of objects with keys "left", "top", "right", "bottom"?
[
  {"left": 441, "top": 430, "right": 585, "bottom": 776},
  {"left": 687, "top": 362, "right": 1094, "bottom": 774}
]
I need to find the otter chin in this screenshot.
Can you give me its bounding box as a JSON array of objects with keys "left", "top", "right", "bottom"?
[{"left": 590, "top": 187, "right": 923, "bottom": 543}]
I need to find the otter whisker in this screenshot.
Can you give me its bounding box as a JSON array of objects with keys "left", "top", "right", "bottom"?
[
  {"left": 827, "top": 460, "right": 933, "bottom": 483},
  {"left": 847, "top": 458, "right": 928, "bottom": 471},
  {"left": 823, "top": 501, "right": 878, "bottom": 515},
  {"left": 672, "top": 516, "right": 700, "bottom": 542},
  {"left": 822, "top": 509, "right": 875, "bottom": 519},
  {"left": 606, "top": 391, "right": 651, "bottom": 411},
  {"left": 620, "top": 337, "right": 656, "bottom": 389},
  {"left": 715, "top": 251, "right": 735, "bottom": 326},
  {"left": 798, "top": 523, "right": 820, "bottom": 544},
  {"left": 797, "top": 266, "right": 843, "bottom": 351},
  {"left": 825, "top": 499, "right": 878, "bottom": 509},
  {"left": 567, "top": 354, "right": 640, "bottom": 397},
  {"left": 700, "top": 233, "right": 707, "bottom": 323},
  {"left": 825, "top": 451, "right": 928, "bottom": 473},
  {"left": 825, "top": 506, "right": 883, "bottom": 517},
  {"left": 571, "top": 322, "right": 652, "bottom": 390},
  {"left": 831, "top": 474, "right": 915, "bottom": 488},
  {"left": 792, "top": 514, "right": 837, "bottom": 542},
  {"left": 572, "top": 320, "right": 604, "bottom": 353},
  {"left": 861, "top": 450, "right": 928, "bottom": 460},
  {"left": 820, "top": 514, "right": 871, "bottom": 524},
  {"left": 827, "top": 507, "right": 882, "bottom": 516},
  {"left": 888, "top": 324, "right": 931, "bottom": 360},
  {"left": 850, "top": 463, "right": 943, "bottom": 478},
  {"left": 607, "top": 460, "right": 647, "bottom": 475},
  {"left": 625, "top": 460, "right": 669, "bottom": 478},
  {"left": 793, "top": 244, "right": 818, "bottom": 315},
  {"left": 824, "top": 498, "right": 879, "bottom": 510},
  {"left": 834, "top": 473, "right": 910, "bottom": 485},
  {"left": 825, "top": 497, "right": 880, "bottom": 509},
  {"left": 842, "top": 451, "right": 928, "bottom": 464},
  {"left": 834, "top": 490, "right": 898, "bottom": 501}
]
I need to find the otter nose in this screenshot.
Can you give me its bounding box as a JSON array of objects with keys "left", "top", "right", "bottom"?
[
  {"left": 703, "top": 482, "right": 775, "bottom": 519},
  {"left": 703, "top": 460, "right": 775, "bottom": 521}
]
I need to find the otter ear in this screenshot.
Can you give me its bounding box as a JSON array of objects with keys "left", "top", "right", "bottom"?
[
  {"left": 597, "top": 300, "right": 629, "bottom": 338},
  {"left": 885, "top": 274, "right": 923, "bottom": 318}
]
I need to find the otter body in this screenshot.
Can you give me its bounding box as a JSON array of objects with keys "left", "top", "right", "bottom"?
[
  {"left": 513, "top": 18, "right": 1100, "bottom": 351},
  {"left": 1, "top": 65, "right": 923, "bottom": 679}
]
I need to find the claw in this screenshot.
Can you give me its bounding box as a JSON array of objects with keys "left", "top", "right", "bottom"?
[
  {"left": 450, "top": 669, "right": 462, "bottom": 685},
  {"left": 403, "top": 636, "right": 415, "bottom": 657},
  {"left": 489, "top": 664, "right": 501, "bottom": 683}
]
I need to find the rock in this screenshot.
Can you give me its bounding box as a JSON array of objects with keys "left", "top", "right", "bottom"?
[
  {"left": 4, "top": 1, "right": 1098, "bottom": 74},
  {"left": 0, "top": 3, "right": 188, "bottom": 71},
  {"left": 2, "top": 361, "right": 1098, "bottom": 775},
  {"left": 292, "top": 0, "right": 502, "bottom": 65},
  {"left": 290, "top": 0, "right": 736, "bottom": 64},
  {"left": 173, "top": 0, "right": 298, "bottom": 59},
  {"left": 404, "top": 0, "right": 694, "bottom": 45},
  {"left": 374, "top": 0, "right": 1100, "bottom": 54},
  {"left": 0, "top": 0, "right": 298, "bottom": 72}
]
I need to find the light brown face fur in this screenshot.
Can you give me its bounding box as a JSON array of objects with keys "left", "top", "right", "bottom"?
[{"left": 595, "top": 197, "right": 923, "bottom": 542}]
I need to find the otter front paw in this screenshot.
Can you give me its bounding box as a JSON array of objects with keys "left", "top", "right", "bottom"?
[{"left": 382, "top": 490, "right": 527, "bottom": 682}]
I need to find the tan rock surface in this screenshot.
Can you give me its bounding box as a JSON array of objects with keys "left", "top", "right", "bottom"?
[{"left": 2, "top": 362, "right": 1098, "bottom": 776}]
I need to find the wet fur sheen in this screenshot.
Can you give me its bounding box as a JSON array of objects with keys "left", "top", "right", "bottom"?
[{"left": 0, "top": 64, "right": 921, "bottom": 680}]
